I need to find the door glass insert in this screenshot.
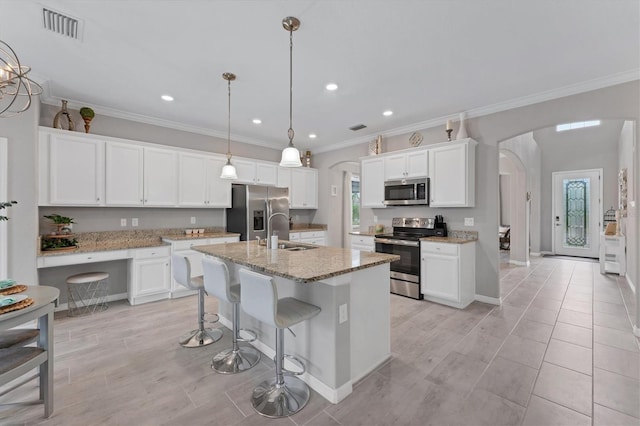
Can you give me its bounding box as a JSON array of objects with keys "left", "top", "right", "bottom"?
[{"left": 563, "top": 178, "right": 590, "bottom": 248}]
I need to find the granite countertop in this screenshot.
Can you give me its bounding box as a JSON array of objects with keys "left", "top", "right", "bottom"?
[
  {"left": 161, "top": 232, "right": 240, "bottom": 241},
  {"left": 38, "top": 238, "right": 169, "bottom": 257},
  {"left": 192, "top": 240, "right": 399, "bottom": 283},
  {"left": 349, "top": 231, "right": 378, "bottom": 237},
  {"left": 37, "top": 227, "right": 240, "bottom": 257}
]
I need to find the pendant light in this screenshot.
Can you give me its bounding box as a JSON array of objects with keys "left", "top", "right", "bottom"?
[
  {"left": 220, "top": 72, "right": 238, "bottom": 179},
  {"left": 279, "top": 17, "right": 303, "bottom": 167}
]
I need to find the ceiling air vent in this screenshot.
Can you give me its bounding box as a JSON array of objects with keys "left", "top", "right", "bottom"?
[
  {"left": 42, "top": 8, "right": 83, "bottom": 41},
  {"left": 349, "top": 124, "right": 367, "bottom": 131}
]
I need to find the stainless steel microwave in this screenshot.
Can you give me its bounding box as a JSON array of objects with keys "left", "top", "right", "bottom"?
[{"left": 384, "top": 178, "right": 429, "bottom": 206}]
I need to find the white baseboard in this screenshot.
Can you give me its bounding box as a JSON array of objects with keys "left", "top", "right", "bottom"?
[
  {"left": 634, "top": 325, "right": 640, "bottom": 338},
  {"left": 475, "top": 294, "right": 501, "bottom": 305},
  {"left": 530, "top": 252, "right": 542, "bottom": 257},
  {"left": 540, "top": 251, "right": 554, "bottom": 256},
  {"left": 624, "top": 274, "right": 636, "bottom": 294},
  {"left": 218, "top": 315, "right": 353, "bottom": 404},
  {"left": 509, "top": 259, "right": 530, "bottom": 266},
  {"left": 54, "top": 292, "right": 128, "bottom": 312}
]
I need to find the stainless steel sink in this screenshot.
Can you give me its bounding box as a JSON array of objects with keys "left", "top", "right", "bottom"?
[{"left": 277, "top": 242, "right": 318, "bottom": 251}]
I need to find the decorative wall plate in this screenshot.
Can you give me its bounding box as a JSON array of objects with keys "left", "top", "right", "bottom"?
[{"left": 409, "top": 132, "right": 423, "bottom": 147}]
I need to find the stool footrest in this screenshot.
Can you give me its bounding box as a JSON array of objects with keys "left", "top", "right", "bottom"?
[
  {"left": 237, "top": 328, "right": 257, "bottom": 343},
  {"left": 204, "top": 312, "right": 219, "bottom": 324},
  {"left": 272, "top": 354, "right": 306, "bottom": 376}
]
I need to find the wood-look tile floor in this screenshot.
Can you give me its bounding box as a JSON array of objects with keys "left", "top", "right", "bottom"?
[{"left": 2, "top": 255, "right": 639, "bottom": 425}]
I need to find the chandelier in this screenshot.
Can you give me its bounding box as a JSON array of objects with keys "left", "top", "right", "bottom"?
[{"left": 0, "top": 40, "right": 42, "bottom": 118}]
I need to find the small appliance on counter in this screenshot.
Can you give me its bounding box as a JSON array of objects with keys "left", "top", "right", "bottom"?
[{"left": 433, "top": 215, "right": 447, "bottom": 237}]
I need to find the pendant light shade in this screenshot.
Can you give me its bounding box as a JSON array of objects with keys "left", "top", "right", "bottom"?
[
  {"left": 220, "top": 72, "right": 238, "bottom": 179},
  {"left": 279, "top": 17, "right": 302, "bottom": 168}
]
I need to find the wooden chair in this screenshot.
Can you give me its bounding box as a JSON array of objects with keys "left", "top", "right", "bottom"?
[{"left": 499, "top": 226, "right": 510, "bottom": 250}]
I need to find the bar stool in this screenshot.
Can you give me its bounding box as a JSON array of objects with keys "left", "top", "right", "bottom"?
[
  {"left": 171, "top": 254, "right": 222, "bottom": 347},
  {"left": 66, "top": 272, "right": 109, "bottom": 316},
  {"left": 202, "top": 257, "right": 260, "bottom": 374},
  {"left": 239, "top": 269, "right": 321, "bottom": 418}
]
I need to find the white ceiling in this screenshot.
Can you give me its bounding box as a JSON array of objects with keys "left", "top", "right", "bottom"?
[{"left": 2, "top": 1, "right": 638, "bottom": 152}]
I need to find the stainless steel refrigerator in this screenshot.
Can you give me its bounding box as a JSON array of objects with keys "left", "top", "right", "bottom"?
[{"left": 226, "top": 184, "right": 290, "bottom": 241}]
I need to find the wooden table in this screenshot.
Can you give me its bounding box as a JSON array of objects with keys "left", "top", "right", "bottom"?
[{"left": 0, "top": 285, "right": 59, "bottom": 417}]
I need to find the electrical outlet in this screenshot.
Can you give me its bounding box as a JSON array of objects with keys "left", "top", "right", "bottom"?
[
  {"left": 373, "top": 215, "right": 378, "bottom": 222},
  {"left": 190, "top": 216, "right": 196, "bottom": 224},
  {"left": 464, "top": 217, "right": 474, "bottom": 226},
  {"left": 132, "top": 218, "right": 139, "bottom": 227},
  {"left": 120, "top": 218, "right": 127, "bottom": 227},
  {"left": 339, "top": 304, "right": 348, "bottom": 324}
]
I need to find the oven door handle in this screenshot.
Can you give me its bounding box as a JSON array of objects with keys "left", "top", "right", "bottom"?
[{"left": 374, "top": 238, "right": 420, "bottom": 247}]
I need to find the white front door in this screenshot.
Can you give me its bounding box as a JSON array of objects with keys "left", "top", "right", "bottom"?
[{"left": 552, "top": 169, "right": 602, "bottom": 258}]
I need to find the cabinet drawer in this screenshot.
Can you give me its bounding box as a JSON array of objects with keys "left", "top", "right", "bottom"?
[
  {"left": 37, "top": 249, "right": 130, "bottom": 268},
  {"left": 299, "top": 231, "right": 325, "bottom": 239},
  {"left": 289, "top": 232, "right": 301, "bottom": 241},
  {"left": 421, "top": 242, "right": 458, "bottom": 256},
  {"left": 172, "top": 239, "right": 213, "bottom": 251},
  {"left": 209, "top": 236, "right": 239, "bottom": 244},
  {"left": 133, "top": 246, "right": 171, "bottom": 259},
  {"left": 352, "top": 235, "right": 374, "bottom": 245}
]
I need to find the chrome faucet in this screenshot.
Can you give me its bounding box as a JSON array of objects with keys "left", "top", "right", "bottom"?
[{"left": 267, "top": 212, "right": 288, "bottom": 248}]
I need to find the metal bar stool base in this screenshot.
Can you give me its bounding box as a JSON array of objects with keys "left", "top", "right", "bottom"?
[
  {"left": 251, "top": 376, "right": 311, "bottom": 418},
  {"left": 179, "top": 328, "right": 222, "bottom": 348},
  {"left": 212, "top": 346, "right": 261, "bottom": 374}
]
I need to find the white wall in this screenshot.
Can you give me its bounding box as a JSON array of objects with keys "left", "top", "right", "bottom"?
[
  {"left": 617, "top": 121, "right": 637, "bottom": 291},
  {"left": 2, "top": 103, "right": 40, "bottom": 285},
  {"left": 533, "top": 120, "right": 624, "bottom": 252},
  {"left": 500, "top": 133, "right": 542, "bottom": 253}
]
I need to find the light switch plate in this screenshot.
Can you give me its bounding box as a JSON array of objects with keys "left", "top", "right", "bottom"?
[
  {"left": 464, "top": 217, "right": 474, "bottom": 226},
  {"left": 190, "top": 216, "right": 196, "bottom": 224},
  {"left": 339, "top": 304, "right": 348, "bottom": 324},
  {"left": 331, "top": 185, "right": 337, "bottom": 196},
  {"left": 120, "top": 218, "right": 127, "bottom": 227},
  {"left": 132, "top": 218, "right": 139, "bottom": 227}
]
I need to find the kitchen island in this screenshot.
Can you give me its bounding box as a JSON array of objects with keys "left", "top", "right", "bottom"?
[{"left": 193, "top": 241, "right": 399, "bottom": 403}]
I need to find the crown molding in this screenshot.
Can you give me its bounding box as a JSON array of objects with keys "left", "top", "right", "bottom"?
[
  {"left": 39, "top": 93, "right": 278, "bottom": 150},
  {"left": 41, "top": 69, "right": 639, "bottom": 155},
  {"left": 313, "top": 69, "right": 640, "bottom": 154}
]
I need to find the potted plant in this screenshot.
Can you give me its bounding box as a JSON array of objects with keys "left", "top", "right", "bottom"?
[
  {"left": 79, "top": 107, "right": 95, "bottom": 133},
  {"left": 43, "top": 214, "right": 75, "bottom": 234},
  {"left": 0, "top": 201, "right": 17, "bottom": 221},
  {"left": 42, "top": 214, "right": 78, "bottom": 251}
]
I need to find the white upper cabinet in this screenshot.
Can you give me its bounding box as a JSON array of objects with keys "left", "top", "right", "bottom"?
[
  {"left": 44, "top": 132, "right": 105, "bottom": 205},
  {"left": 361, "top": 157, "right": 386, "bottom": 208},
  {"left": 144, "top": 147, "right": 178, "bottom": 206},
  {"left": 428, "top": 139, "right": 476, "bottom": 207},
  {"left": 383, "top": 149, "right": 428, "bottom": 181},
  {"left": 234, "top": 159, "right": 277, "bottom": 186},
  {"left": 105, "top": 143, "right": 177, "bottom": 207},
  {"left": 290, "top": 168, "right": 318, "bottom": 209},
  {"left": 105, "top": 142, "right": 144, "bottom": 206},
  {"left": 178, "top": 153, "right": 231, "bottom": 208}
]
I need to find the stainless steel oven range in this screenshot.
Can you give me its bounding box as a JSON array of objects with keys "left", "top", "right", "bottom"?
[{"left": 375, "top": 217, "right": 446, "bottom": 299}]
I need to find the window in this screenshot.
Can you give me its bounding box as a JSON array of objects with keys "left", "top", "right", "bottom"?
[
  {"left": 351, "top": 175, "right": 360, "bottom": 230},
  {"left": 556, "top": 120, "right": 600, "bottom": 132}
]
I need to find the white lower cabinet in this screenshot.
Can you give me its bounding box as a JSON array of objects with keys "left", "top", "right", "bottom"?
[
  {"left": 420, "top": 241, "right": 475, "bottom": 309},
  {"left": 350, "top": 234, "right": 375, "bottom": 252},
  {"left": 290, "top": 230, "right": 326, "bottom": 246},
  {"left": 167, "top": 236, "right": 239, "bottom": 298},
  {"left": 128, "top": 246, "right": 172, "bottom": 306}
]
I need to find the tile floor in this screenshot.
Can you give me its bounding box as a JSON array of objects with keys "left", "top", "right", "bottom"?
[{"left": 2, "top": 255, "right": 639, "bottom": 425}]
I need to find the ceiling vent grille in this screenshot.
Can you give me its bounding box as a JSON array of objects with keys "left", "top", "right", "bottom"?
[
  {"left": 349, "top": 124, "right": 367, "bottom": 131},
  {"left": 42, "top": 8, "right": 83, "bottom": 41}
]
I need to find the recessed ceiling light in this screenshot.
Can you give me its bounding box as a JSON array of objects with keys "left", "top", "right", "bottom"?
[
  {"left": 383, "top": 110, "right": 393, "bottom": 116},
  {"left": 252, "top": 118, "right": 262, "bottom": 124},
  {"left": 161, "top": 94, "right": 174, "bottom": 102},
  {"left": 309, "top": 134, "right": 317, "bottom": 139},
  {"left": 325, "top": 83, "right": 338, "bottom": 91}
]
